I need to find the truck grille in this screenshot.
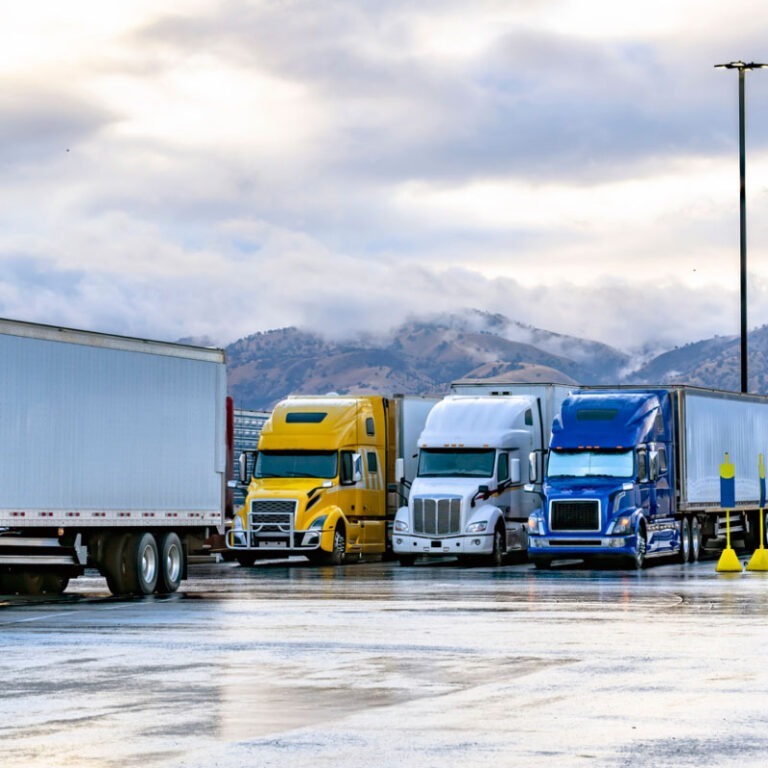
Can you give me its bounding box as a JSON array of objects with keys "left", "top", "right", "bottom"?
[
  {"left": 249, "top": 499, "right": 296, "bottom": 533},
  {"left": 413, "top": 497, "right": 461, "bottom": 535},
  {"left": 550, "top": 500, "right": 600, "bottom": 531}
]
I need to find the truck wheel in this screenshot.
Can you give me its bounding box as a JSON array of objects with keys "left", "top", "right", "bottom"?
[
  {"left": 156, "top": 532, "right": 183, "bottom": 593},
  {"left": 104, "top": 533, "right": 135, "bottom": 595},
  {"left": 104, "top": 532, "right": 158, "bottom": 596},
  {"left": 629, "top": 525, "right": 647, "bottom": 570},
  {"left": 130, "top": 533, "right": 159, "bottom": 595},
  {"left": 488, "top": 527, "right": 505, "bottom": 567},
  {"left": 689, "top": 516, "right": 701, "bottom": 562},
  {"left": 306, "top": 527, "right": 346, "bottom": 566},
  {"left": 678, "top": 517, "right": 691, "bottom": 564},
  {"left": 330, "top": 526, "right": 346, "bottom": 565}
]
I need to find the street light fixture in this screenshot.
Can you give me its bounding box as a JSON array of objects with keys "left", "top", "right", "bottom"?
[{"left": 715, "top": 61, "right": 767, "bottom": 393}]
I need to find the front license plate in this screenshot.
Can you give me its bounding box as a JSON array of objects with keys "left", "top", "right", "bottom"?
[{"left": 258, "top": 540, "right": 287, "bottom": 547}]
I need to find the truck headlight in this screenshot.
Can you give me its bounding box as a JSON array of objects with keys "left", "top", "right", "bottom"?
[
  {"left": 394, "top": 519, "right": 409, "bottom": 533},
  {"left": 608, "top": 515, "right": 633, "bottom": 535},
  {"left": 231, "top": 515, "right": 246, "bottom": 546},
  {"left": 528, "top": 512, "right": 544, "bottom": 536},
  {"left": 309, "top": 515, "right": 327, "bottom": 530},
  {"left": 466, "top": 520, "right": 488, "bottom": 533}
]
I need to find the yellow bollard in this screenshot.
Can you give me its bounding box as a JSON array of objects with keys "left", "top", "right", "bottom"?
[
  {"left": 746, "top": 455, "right": 768, "bottom": 571},
  {"left": 716, "top": 454, "right": 742, "bottom": 573},
  {"left": 746, "top": 509, "right": 768, "bottom": 571},
  {"left": 716, "top": 510, "right": 743, "bottom": 572}
]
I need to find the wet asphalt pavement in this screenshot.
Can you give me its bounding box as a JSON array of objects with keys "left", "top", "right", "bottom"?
[{"left": 2, "top": 555, "right": 768, "bottom": 768}]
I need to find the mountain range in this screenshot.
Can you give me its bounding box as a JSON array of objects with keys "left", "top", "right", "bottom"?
[{"left": 221, "top": 310, "right": 768, "bottom": 410}]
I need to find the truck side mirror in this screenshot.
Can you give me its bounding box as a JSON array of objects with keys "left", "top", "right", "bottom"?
[
  {"left": 648, "top": 450, "right": 660, "bottom": 482},
  {"left": 340, "top": 452, "right": 363, "bottom": 485},
  {"left": 528, "top": 451, "right": 538, "bottom": 483},
  {"left": 637, "top": 447, "right": 648, "bottom": 483},
  {"left": 238, "top": 452, "right": 249, "bottom": 484},
  {"left": 395, "top": 457, "right": 405, "bottom": 483},
  {"left": 340, "top": 452, "right": 353, "bottom": 485},
  {"left": 510, "top": 458, "right": 521, "bottom": 484}
]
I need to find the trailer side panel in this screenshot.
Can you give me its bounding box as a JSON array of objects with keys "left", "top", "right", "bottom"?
[{"left": 0, "top": 325, "right": 225, "bottom": 527}]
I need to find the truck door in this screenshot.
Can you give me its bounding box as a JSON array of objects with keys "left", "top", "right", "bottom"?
[
  {"left": 641, "top": 444, "right": 675, "bottom": 551},
  {"left": 359, "top": 447, "right": 386, "bottom": 552},
  {"left": 347, "top": 448, "right": 385, "bottom": 551},
  {"left": 497, "top": 451, "right": 513, "bottom": 519},
  {"left": 654, "top": 446, "right": 672, "bottom": 517}
]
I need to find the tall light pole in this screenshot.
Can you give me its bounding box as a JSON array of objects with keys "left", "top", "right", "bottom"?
[{"left": 715, "top": 60, "right": 767, "bottom": 393}]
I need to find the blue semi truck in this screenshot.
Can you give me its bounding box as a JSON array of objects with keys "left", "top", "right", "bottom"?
[{"left": 527, "top": 386, "right": 768, "bottom": 569}]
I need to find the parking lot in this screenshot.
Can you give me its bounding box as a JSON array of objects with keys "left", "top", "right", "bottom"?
[{"left": 2, "top": 556, "right": 768, "bottom": 768}]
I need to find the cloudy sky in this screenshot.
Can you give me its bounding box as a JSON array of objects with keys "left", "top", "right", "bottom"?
[{"left": 3, "top": 1, "right": 768, "bottom": 354}]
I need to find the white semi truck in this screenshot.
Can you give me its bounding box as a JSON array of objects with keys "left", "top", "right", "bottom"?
[
  {"left": 392, "top": 383, "right": 570, "bottom": 565},
  {"left": 0, "top": 318, "right": 228, "bottom": 595}
]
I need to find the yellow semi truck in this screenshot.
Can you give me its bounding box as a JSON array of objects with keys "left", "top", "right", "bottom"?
[{"left": 226, "top": 394, "right": 436, "bottom": 565}]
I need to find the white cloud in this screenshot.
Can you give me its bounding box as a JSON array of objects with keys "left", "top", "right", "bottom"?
[{"left": 2, "top": 0, "right": 768, "bottom": 360}]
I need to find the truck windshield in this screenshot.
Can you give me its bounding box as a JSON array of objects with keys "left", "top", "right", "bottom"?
[
  {"left": 548, "top": 450, "right": 634, "bottom": 479},
  {"left": 418, "top": 448, "right": 495, "bottom": 478},
  {"left": 255, "top": 450, "right": 338, "bottom": 479}
]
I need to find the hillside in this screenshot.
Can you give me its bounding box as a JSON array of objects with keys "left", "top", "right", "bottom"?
[
  {"left": 627, "top": 326, "right": 768, "bottom": 393},
  {"left": 225, "top": 311, "right": 768, "bottom": 410},
  {"left": 226, "top": 310, "right": 628, "bottom": 409}
]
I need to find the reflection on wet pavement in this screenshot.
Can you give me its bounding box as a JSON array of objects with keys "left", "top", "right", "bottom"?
[{"left": 2, "top": 559, "right": 768, "bottom": 767}]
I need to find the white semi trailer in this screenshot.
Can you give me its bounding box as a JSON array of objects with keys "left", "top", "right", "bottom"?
[
  {"left": 392, "top": 383, "right": 571, "bottom": 565},
  {"left": 0, "top": 318, "right": 228, "bottom": 595}
]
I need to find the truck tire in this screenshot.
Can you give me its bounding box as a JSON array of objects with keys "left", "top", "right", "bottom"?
[
  {"left": 531, "top": 557, "right": 552, "bottom": 570},
  {"left": 628, "top": 524, "right": 647, "bottom": 570},
  {"left": 690, "top": 516, "right": 701, "bottom": 562},
  {"left": 678, "top": 517, "right": 691, "bottom": 564},
  {"left": 330, "top": 526, "right": 346, "bottom": 565},
  {"left": 236, "top": 552, "right": 258, "bottom": 567},
  {"left": 488, "top": 527, "right": 505, "bottom": 567},
  {"left": 156, "top": 532, "right": 183, "bottom": 594},
  {"left": 104, "top": 532, "right": 159, "bottom": 595},
  {"left": 397, "top": 555, "right": 417, "bottom": 566},
  {"left": 130, "top": 532, "right": 160, "bottom": 595},
  {"left": 104, "top": 533, "right": 135, "bottom": 595},
  {"left": 306, "top": 526, "right": 346, "bottom": 566}
]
